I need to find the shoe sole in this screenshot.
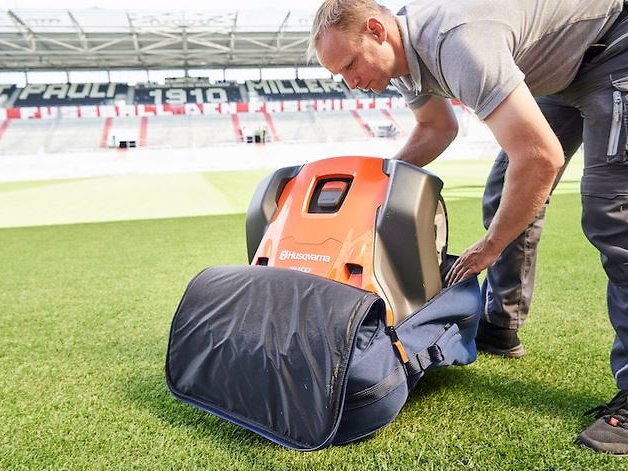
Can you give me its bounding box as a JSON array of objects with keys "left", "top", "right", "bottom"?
[
  {"left": 476, "top": 340, "right": 525, "bottom": 358},
  {"left": 576, "top": 434, "right": 628, "bottom": 456}
]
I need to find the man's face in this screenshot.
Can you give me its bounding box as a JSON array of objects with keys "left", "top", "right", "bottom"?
[{"left": 316, "top": 25, "right": 395, "bottom": 94}]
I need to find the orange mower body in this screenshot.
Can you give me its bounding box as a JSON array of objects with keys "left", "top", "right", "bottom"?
[{"left": 246, "top": 156, "right": 448, "bottom": 326}]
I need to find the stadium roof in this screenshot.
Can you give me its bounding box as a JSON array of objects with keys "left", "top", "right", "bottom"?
[{"left": 0, "top": 9, "right": 315, "bottom": 71}]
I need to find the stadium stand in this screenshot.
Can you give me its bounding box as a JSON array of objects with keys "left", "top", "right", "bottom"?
[
  {"left": 133, "top": 82, "right": 243, "bottom": 105},
  {"left": 0, "top": 84, "right": 15, "bottom": 107},
  {"left": 188, "top": 115, "right": 240, "bottom": 147},
  {"left": 0, "top": 10, "right": 463, "bottom": 154},
  {"left": 142, "top": 115, "right": 237, "bottom": 148},
  {"left": 44, "top": 118, "right": 105, "bottom": 153},
  {"left": 245, "top": 78, "right": 349, "bottom": 101},
  {"left": 0, "top": 79, "right": 405, "bottom": 110},
  {"left": 104, "top": 114, "right": 241, "bottom": 149},
  {"left": 237, "top": 112, "right": 274, "bottom": 143},
  {"left": 1, "top": 79, "right": 353, "bottom": 107},
  {"left": 0, "top": 107, "right": 417, "bottom": 156},
  {"left": 12, "top": 83, "right": 129, "bottom": 107},
  {"left": 270, "top": 111, "right": 325, "bottom": 143},
  {"left": 0, "top": 7, "right": 496, "bottom": 185},
  {"left": 358, "top": 108, "right": 402, "bottom": 138},
  {"left": 0, "top": 119, "right": 53, "bottom": 155},
  {"left": 140, "top": 116, "right": 190, "bottom": 148},
  {"left": 0, "top": 118, "right": 103, "bottom": 155},
  {"left": 0, "top": 74, "right": 445, "bottom": 154},
  {"left": 389, "top": 108, "right": 417, "bottom": 135},
  {"left": 107, "top": 117, "right": 145, "bottom": 148},
  {"left": 309, "top": 110, "right": 372, "bottom": 142}
]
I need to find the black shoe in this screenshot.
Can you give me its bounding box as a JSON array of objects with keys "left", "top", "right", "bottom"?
[
  {"left": 577, "top": 390, "right": 628, "bottom": 455},
  {"left": 475, "top": 320, "right": 525, "bottom": 358}
]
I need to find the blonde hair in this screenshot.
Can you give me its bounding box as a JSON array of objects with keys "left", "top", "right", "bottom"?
[{"left": 307, "top": 0, "right": 392, "bottom": 62}]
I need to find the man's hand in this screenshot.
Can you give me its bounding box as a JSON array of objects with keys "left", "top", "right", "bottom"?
[{"left": 445, "top": 236, "right": 499, "bottom": 285}]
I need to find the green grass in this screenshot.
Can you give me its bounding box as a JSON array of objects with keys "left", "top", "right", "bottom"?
[
  {"left": 1, "top": 155, "right": 623, "bottom": 469},
  {"left": 0, "top": 170, "right": 270, "bottom": 229},
  {"left": 0, "top": 157, "right": 582, "bottom": 229}
]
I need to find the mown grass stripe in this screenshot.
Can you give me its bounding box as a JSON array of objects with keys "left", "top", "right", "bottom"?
[{"left": 0, "top": 188, "right": 618, "bottom": 469}]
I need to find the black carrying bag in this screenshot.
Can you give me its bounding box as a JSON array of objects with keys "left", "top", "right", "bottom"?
[{"left": 166, "top": 264, "right": 481, "bottom": 450}]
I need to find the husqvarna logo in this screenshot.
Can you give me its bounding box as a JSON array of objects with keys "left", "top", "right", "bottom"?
[{"left": 279, "top": 250, "right": 331, "bottom": 263}]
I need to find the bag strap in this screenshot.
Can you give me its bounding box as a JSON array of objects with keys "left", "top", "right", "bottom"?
[
  {"left": 384, "top": 324, "right": 411, "bottom": 372},
  {"left": 347, "top": 324, "right": 452, "bottom": 409},
  {"left": 405, "top": 344, "right": 445, "bottom": 377},
  {"left": 344, "top": 364, "right": 406, "bottom": 410},
  {"left": 387, "top": 322, "right": 453, "bottom": 377}
]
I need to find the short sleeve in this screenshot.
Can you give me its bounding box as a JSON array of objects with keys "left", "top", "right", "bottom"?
[
  {"left": 390, "top": 77, "right": 431, "bottom": 110},
  {"left": 437, "top": 22, "right": 525, "bottom": 120}
]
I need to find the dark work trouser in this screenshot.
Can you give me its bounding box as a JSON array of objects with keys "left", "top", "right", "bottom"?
[{"left": 482, "top": 16, "right": 628, "bottom": 388}]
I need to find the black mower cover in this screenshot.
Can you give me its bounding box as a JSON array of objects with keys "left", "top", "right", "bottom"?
[{"left": 166, "top": 259, "right": 481, "bottom": 450}]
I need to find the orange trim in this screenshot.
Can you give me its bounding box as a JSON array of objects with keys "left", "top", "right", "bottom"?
[
  {"left": 231, "top": 113, "right": 243, "bottom": 142},
  {"left": 350, "top": 110, "right": 371, "bottom": 137},
  {"left": 138, "top": 116, "right": 148, "bottom": 147},
  {"left": 393, "top": 340, "right": 409, "bottom": 364},
  {"left": 262, "top": 111, "right": 280, "bottom": 142},
  {"left": 99, "top": 117, "right": 112, "bottom": 148},
  {"left": 0, "top": 120, "right": 9, "bottom": 142}
]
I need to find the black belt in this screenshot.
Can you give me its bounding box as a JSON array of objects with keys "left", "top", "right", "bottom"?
[{"left": 583, "top": 4, "right": 628, "bottom": 63}]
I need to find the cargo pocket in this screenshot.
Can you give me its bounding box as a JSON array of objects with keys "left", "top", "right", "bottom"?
[
  {"left": 607, "top": 77, "right": 628, "bottom": 165},
  {"left": 581, "top": 192, "right": 628, "bottom": 284}
]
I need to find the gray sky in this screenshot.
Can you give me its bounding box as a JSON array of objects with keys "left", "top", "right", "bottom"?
[{"left": 8, "top": 0, "right": 407, "bottom": 12}]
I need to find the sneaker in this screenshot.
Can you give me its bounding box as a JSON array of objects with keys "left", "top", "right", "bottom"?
[
  {"left": 475, "top": 320, "right": 525, "bottom": 358},
  {"left": 577, "top": 390, "right": 628, "bottom": 455}
]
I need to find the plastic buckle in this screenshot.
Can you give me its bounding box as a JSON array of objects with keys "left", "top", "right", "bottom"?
[
  {"left": 427, "top": 344, "right": 444, "bottom": 363},
  {"left": 385, "top": 325, "right": 399, "bottom": 343}
]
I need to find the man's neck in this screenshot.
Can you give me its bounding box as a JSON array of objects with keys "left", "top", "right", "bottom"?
[{"left": 389, "top": 18, "right": 409, "bottom": 77}]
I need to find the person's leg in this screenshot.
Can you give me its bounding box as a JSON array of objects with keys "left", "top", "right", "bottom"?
[
  {"left": 582, "top": 193, "right": 628, "bottom": 386},
  {"left": 567, "top": 40, "right": 628, "bottom": 454},
  {"left": 477, "top": 96, "right": 583, "bottom": 357},
  {"left": 576, "top": 140, "right": 628, "bottom": 453}
]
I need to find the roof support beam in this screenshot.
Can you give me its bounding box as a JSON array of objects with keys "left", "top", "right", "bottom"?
[
  {"left": 0, "top": 38, "right": 33, "bottom": 52},
  {"left": 126, "top": 12, "right": 145, "bottom": 67},
  {"left": 7, "top": 10, "right": 36, "bottom": 51},
  {"left": 67, "top": 10, "right": 89, "bottom": 51},
  {"left": 0, "top": 9, "right": 313, "bottom": 70}
]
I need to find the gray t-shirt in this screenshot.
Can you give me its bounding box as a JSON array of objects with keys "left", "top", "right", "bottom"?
[{"left": 391, "top": 0, "right": 623, "bottom": 119}]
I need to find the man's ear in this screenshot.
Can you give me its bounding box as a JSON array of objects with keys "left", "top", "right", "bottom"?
[{"left": 366, "top": 17, "right": 387, "bottom": 43}]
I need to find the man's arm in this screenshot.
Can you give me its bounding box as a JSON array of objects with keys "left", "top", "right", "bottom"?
[
  {"left": 446, "top": 82, "right": 564, "bottom": 285},
  {"left": 394, "top": 96, "right": 458, "bottom": 166}
]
